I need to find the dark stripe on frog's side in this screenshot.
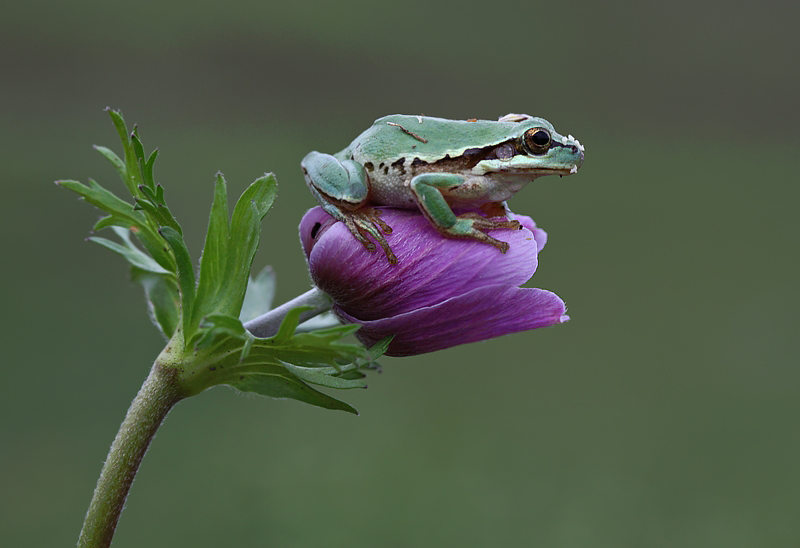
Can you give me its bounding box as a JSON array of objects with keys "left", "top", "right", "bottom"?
[
  {"left": 391, "top": 157, "right": 406, "bottom": 175},
  {"left": 405, "top": 139, "right": 519, "bottom": 174}
]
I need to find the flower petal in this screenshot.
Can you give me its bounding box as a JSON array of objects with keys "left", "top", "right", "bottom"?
[
  {"left": 299, "top": 207, "right": 338, "bottom": 258},
  {"left": 512, "top": 212, "right": 547, "bottom": 252},
  {"left": 336, "top": 286, "right": 568, "bottom": 356},
  {"left": 302, "top": 207, "right": 542, "bottom": 320}
]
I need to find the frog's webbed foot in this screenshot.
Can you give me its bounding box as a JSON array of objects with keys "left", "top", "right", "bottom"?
[
  {"left": 342, "top": 208, "right": 397, "bottom": 264},
  {"left": 453, "top": 213, "right": 522, "bottom": 253}
]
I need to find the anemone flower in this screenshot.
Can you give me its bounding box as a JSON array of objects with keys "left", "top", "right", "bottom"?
[{"left": 299, "top": 207, "right": 568, "bottom": 356}]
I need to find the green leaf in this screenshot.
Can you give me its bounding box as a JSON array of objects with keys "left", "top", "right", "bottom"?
[
  {"left": 228, "top": 369, "right": 358, "bottom": 414},
  {"left": 136, "top": 184, "right": 182, "bottom": 235},
  {"left": 239, "top": 266, "right": 276, "bottom": 322},
  {"left": 221, "top": 174, "right": 277, "bottom": 317},
  {"left": 194, "top": 313, "right": 255, "bottom": 362},
  {"left": 88, "top": 226, "right": 170, "bottom": 275},
  {"left": 279, "top": 360, "right": 367, "bottom": 390},
  {"left": 159, "top": 226, "right": 195, "bottom": 337},
  {"left": 368, "top": 336, "right": 394, "bottom": 361},
  {"left": 105, "top": 108, "right": 141, "bottom": 196},
  {"left": 93, "top": 145, "right": 126, "bottom": 185},
  {"left": 295, "top": 311, "right": 340, "bottom": 332},
  {"left": 271, "top": 306, "right": 312, "bottom": 344},
  {"left": 132, "top": 267, "right": 180, "bottom": 339},
  {"left": 86, "top": 226, "right": 179, "bottom": 339},
  {"left": 58, "top": 178, "right": 175, "bottom": 272},
  {"left": 192, "top": 174, "right": 231, "bottom": 325},
  {"left": 131, "top": 129, "right": 149, "bottom": 190},
  {"left": 143, "top": 149, "right": 158, "bottom": 190}
]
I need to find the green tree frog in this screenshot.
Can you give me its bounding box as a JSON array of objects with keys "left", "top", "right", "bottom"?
[{"left": 302, "top": 113, "right": 584, "bottom": 264}]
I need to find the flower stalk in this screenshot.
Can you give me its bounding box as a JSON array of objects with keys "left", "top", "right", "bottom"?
[
  {"left": 244, "top": 287, "right": 332, "bottom": 337},
  {"left": 77, "top": 363, "right": 185, "bottom": 548}
]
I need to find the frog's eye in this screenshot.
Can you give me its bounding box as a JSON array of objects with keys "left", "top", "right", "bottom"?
[{"left": 523, "top": 128, "right": 551, "bottom": 154}]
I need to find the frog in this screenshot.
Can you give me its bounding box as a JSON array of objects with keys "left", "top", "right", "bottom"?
[{"left": 301, "top": 113, "right": 584, "bottom": 264}]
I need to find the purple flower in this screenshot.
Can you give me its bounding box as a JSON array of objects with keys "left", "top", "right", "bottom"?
[{"left": 299, "top": 207, "right": 568, "bottom": 356}]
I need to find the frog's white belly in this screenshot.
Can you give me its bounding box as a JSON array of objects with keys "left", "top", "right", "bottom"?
[{"left": 366, "top": 172, "right": 417, "bottom": 208}]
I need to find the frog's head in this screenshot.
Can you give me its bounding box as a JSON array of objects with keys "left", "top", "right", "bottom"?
[{"left": 471, "top": 114, "right": 584, "bottom": 179}]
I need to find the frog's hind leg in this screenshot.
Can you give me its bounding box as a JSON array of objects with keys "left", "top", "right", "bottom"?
[
  {"left": 302, "top": 151, "right": 397, "bottom": 263},
  {"left": 409, "top": 173, "right": 521, "bottom": 252}
]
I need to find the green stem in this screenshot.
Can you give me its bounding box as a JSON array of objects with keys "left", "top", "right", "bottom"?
[{"left": 78, "top": 363, "right": 185, "bottom": 548}]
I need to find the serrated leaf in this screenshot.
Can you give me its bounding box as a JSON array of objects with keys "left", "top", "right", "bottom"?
[
  {"left": 228, "top": 370, "right": 358, "bottom": 414},
  {"left": 136, "top": 185, "right": 182, "bottom": 235},
  {"left": 239, "top": 266, "right": 276, "bottom": 322},
  {"left": 58, "top": 178, "right": 175, "bottom": 272}
]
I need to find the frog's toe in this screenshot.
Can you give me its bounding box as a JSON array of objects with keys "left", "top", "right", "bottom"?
[
  {"left": 450, "top": 214, "right": 521, "bottom": 253},
  {"left": 342, "top": 209, "right": 398, "bottom": 264}
]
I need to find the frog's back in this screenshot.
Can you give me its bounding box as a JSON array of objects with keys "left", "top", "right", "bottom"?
[{"left": 348, "top": 114, "right": 537, "bottom": 165}]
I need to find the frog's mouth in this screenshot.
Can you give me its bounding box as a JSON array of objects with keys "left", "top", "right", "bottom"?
[{"left": 474, "top": 159, "right": 581, "bottom": 177}]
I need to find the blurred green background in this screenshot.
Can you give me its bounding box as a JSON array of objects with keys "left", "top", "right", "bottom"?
[{"left": 2, "top": 0, "right": 798, "bottom": 546}]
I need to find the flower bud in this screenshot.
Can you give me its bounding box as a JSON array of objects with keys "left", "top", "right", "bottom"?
[{"left": 300, "top": 207, "right": 568, "bottom": 356}]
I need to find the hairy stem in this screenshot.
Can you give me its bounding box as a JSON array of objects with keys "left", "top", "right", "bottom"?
[
  {"left": 244, "top": 286, "right": 333, "bottom": 337},
  {"left": 78, "top": 364, "right": 184, "bottom": 548}
]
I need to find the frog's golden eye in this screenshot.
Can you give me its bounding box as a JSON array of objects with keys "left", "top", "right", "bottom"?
[{"left": 523, "top": 128, "right": 551, "bottom": 154}]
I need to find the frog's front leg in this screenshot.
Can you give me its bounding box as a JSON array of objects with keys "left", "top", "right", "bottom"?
[
  {"left": 409, "top": 173, "right": 521, "bottom": 253},
  {"left": 302, "top": 151, "right": 396, "bottom": 263}
]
